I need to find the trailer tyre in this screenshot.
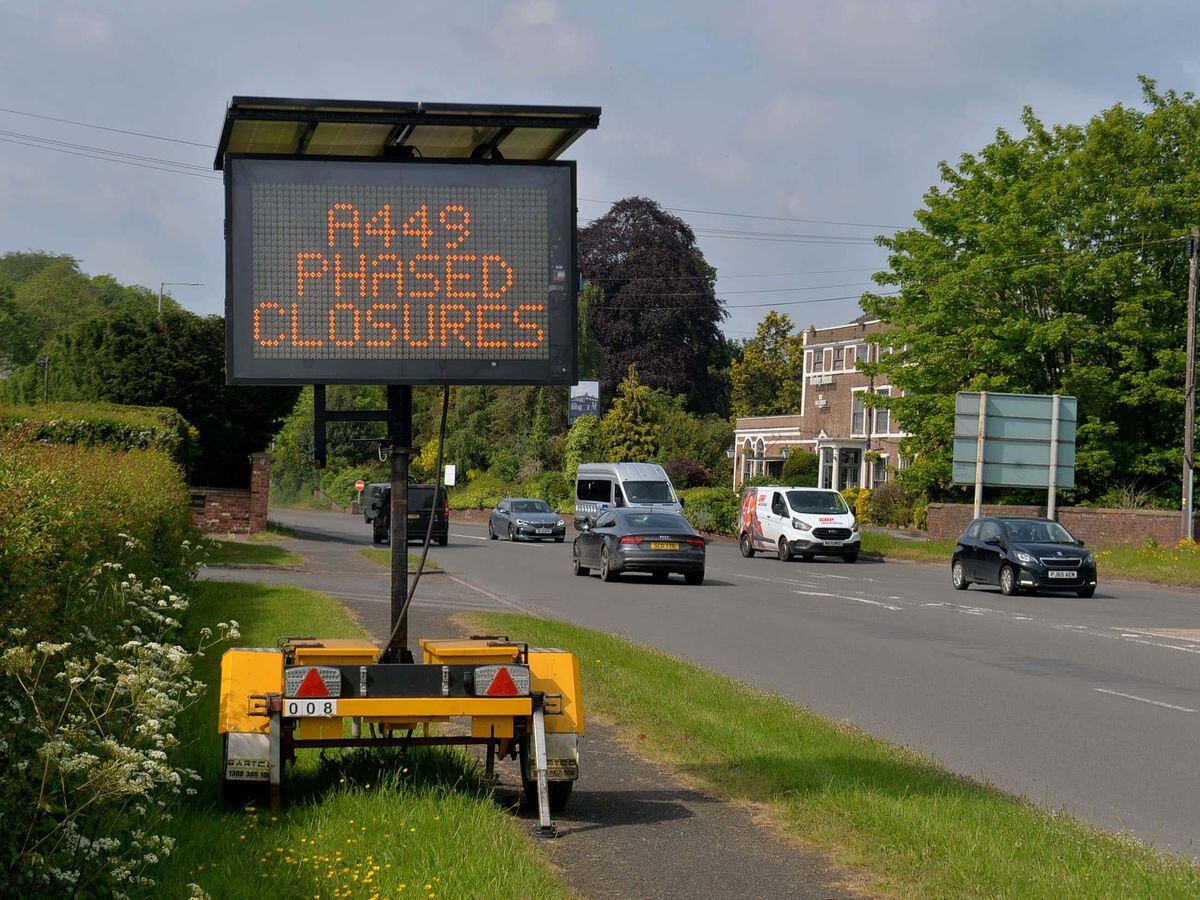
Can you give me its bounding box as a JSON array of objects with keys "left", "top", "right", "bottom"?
[{"left": 520, "top": 741, "right": 574, "bottom": 812}]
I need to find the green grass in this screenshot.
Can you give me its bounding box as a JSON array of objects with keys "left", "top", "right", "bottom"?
[
  {"left": 204, "top": 539, "right": 303, "bottom": 567},
  {"left": 471, "top": 611, "right": 1200, "bottom": 899},
  {"left": 154, "top": 582, "right": 569, "bottom": 899},
  {"left": 360, "top": 548, "right": 442, "bottom": 571},
  {"left": 247, "top": 520, "right": 298, "bottom": 543},
  {"left": 862, "top": 531, "right": 1200, "bottom": 588}
]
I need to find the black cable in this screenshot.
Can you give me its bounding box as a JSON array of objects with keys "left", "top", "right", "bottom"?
[
  {"left": 0, "top": 104, "right": 214, "bottom": 148},
  {"left": 0, "top": 135, "right": 221, "bottom": 179},
  {"left": 384, "top": 384, "right": 450, "bottom": 654}
]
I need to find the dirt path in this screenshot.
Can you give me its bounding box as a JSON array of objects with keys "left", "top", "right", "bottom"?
[{"left": 203, "top": 510, "right": 856, "bottom": 899}]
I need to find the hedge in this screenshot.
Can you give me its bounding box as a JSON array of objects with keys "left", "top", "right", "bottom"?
[{"left": 0, "top": 401, "right": 197, "bottom": 466}]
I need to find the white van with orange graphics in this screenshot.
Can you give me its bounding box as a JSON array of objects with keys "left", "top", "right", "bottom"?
[{"left": 739, "top": 486, "right": 860, "bottom": 563}]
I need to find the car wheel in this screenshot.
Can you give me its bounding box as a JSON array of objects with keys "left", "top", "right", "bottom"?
[
  {"left": 999, "top": 564, "right": 1018, "bottom": 595},
  {"left": 684, "top": 569, "right": 704, "bottom": 586},
  {"left": 437, "top": 534, "right": 448, "bottom": 547},
  {"left": 488, "top": 521, "right": 497, "bottom": 540},
  {"left": 739, "top": 533, "right": 755, "bottom": 558},
  {"left": 951, "top": 559, "right": 970, "bottom": 590},
  {"left": 1076, "top": 586, "right": 1096, "bottom": 598},
  {"left": 842, "top": 552, "right": 858, "bottom": 564},
  {"left": 600, "top": 545, "right": 618, "bottom": 582},
  {"left": 651, "top": 570, "right": 669, "bottom": 583},
  {"left": 572, "top": 544, "right": 589, "bottom": 577},
  {"left": 777, "top": 536, "right": 793, "bottom": 562},
  {"left": 508, "top": 524, "right": 516, "bottom": 542}
]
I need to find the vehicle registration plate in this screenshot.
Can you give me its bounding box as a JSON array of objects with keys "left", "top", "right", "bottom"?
[
  {"left": 823, "top": 540, "right": 844, "bottom": 547},
  {"left": 284, "top": 699, "right": 339, "bottom": 718},
  {"left": 1048, "top": 570, "right": 1076, "bottom": 579},
  {"left": 537, "top": 528, "right": 551, "bottom": 534},
  {"left": 650, "top": 542, "right": 680, "bottom": 550},
  {"left": 408, "top": 513, "right": 420, "bottom": 520}
]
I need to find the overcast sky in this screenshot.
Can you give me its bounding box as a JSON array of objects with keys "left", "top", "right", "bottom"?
[{"left": 0, "top": 1, "right": 1196, "bottom": 339}]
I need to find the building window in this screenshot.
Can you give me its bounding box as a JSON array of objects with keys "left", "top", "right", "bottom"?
[
  {"left": 846, "top": 345, "right": 858, "bottom": 370},
  {"left": 833, "top": 346, "right": 844, "bottom": 369},
  {"left": 820, "top": 447, "right": 834, "bottom": 489},
  {"left": 872, "top": 457, "right": 888, "bottom": 489},
  {"left": 858, "top": 344, "right": 871, "bottom": 366},
  {"left": 874, "top": 387, "right": 892, "bottom": 435},
  {"left": 811, "top": 350, "right": 823, "bottom": 372},
  {"left": 851, "top": 392, "right": 867, "bottom": 436}
]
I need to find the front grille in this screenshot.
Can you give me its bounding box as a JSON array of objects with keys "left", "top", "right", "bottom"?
[
  {"left": 813, "top": 527, "right": 852, "bottom": 540},
  {"left": 1040, "top": 557, "right": 1081, "bottom": 567}
]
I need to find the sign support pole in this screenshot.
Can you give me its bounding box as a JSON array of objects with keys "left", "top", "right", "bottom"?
[
  {"left": 1048, "top": 394, "right": 1060, "bottom": 521},
  {"left": 973, "top": 391, "right": 987, "bottom": 519},
  {"left": 1184, "top": 227, "right": 1198, "bottom": 541},
  {"left": 386, "top": 385, "right": 412, "bottom": 662}
]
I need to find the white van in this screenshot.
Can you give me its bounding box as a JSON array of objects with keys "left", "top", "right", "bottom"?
[
  {"left": 574, "top": 462, "right": 682, "bottom": 528},
  {"left": 739, "top": 485, "right": 860, "bottom": 563}
]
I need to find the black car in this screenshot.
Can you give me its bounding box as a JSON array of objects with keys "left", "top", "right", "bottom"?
[
  {"left": 573, "top": 508, "right": 705, "bottom": 585},
  {"left": 489, "top": 498, "right": 566, "bottom": 542},
  {"left": 372, "top": 484, "right": 449, "bottom": 546},
  {"left": 951, "top": 516, "right": 1097, "bottom": 597}
]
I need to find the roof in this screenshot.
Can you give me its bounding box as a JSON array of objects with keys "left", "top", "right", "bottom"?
[
  {"left": 214, "top": 96, "right": 601, "bottom": 169},
  {"left": 576, "top": 462, "right": 670, "bottom": 480}
]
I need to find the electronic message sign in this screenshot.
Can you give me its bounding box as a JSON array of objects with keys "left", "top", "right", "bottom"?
[{"left": 225, "top": 157, "right": 576, "bottom": 384}]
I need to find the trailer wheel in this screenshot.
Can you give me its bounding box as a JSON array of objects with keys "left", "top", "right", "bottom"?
[{"left": 520, "top": 741, "right": 574, "bottom": 812}]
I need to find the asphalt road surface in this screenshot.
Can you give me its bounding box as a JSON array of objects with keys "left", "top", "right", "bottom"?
[{"left": 271, "top": 508, "right": 1200, "bottom": 860}]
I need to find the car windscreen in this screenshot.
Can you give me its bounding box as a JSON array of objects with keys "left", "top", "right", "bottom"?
[
  {"left": 786, "top": 490, "right": 848, "bottom": 515},
  {"left": 621, "top": 512, "right": 692, "bottom": 532},
  {"left": 511, "top": 500, "right": 551, "bottom": 514},
  {"left": 1002, "top": 520, "right": 1076, "bottom": 544},
  {"left": 622, "top": 481, "right": 674, "bottom": 503}
]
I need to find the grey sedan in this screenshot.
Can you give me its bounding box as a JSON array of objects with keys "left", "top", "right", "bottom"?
[
  {"left": 489, "top": 498, "right": 567, "bottom": 542},
  {"left": 573, "top": 508, "right": 705, "bottom": 584}
]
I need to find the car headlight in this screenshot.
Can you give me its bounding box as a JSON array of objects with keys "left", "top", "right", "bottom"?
[
  {"left": 556, "top": 520, "right": 565, "bottom": 528},
  {"left": 850, "top": 518, "right": 860, "bottom": 533},
  {"left": 791, "top": 518, "right": 811, "bottom": 531},
  {"left": 1014, "top": 550, "right": 1036, "bottom": 565}
]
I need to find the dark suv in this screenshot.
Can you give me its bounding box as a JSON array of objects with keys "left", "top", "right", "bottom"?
[
  {"left": 951, "top": 516, "right": 1097, "bottom": 597},
  {"left": 372, "top": 484, "right": 449, "bottom": 546}
]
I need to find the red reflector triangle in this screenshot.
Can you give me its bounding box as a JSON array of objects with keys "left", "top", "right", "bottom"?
[
  {"left": 486, "top": 666, "right": 519, "bottom": 697},
  {"left": 295, "top": 667, "right": 329, "bottom": 698}
]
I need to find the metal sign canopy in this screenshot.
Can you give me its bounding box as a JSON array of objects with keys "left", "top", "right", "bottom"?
[{"left": 214, "top": 96, "right": 601, "bottom": 169}]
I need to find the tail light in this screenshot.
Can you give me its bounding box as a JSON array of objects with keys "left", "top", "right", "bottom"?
[
  {"left": 685, "top": 537, "right": 705, "bottom": 547},
  {"left": 620, "top": 536, "right": 642, "bottom": 545}
]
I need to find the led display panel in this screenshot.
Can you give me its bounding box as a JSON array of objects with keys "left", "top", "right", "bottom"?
[{"left": 225, "top": 157, "right": 576, "bottom": 384}]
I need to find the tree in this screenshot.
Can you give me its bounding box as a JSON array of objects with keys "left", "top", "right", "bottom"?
[
  {"left": 527, "top": 388, "right": 550, "bottom": 467},
  {"left": 0, "top": 277, "right": 33, "bottom": 375},
  {"left": 781, "top": 448, "right": 819, "bottom": 486},
  {"left": 862, "top": 79, "right": 1200, "bottom": 502},
  {"left": 729, "top": 311, "right": 805, "bottom": 418},
  {"left": 0, "top": 308, "right": 298, "bottom": 485},
  {"left": 600, "top": 365, "right": 660, "bottom": 462},
  {"left": 576, "top": 282, "right": 605, "bottom": 379},
  {"left": 579, "top": 197, "right": 726, "bottom": 414},
  {"left": 563, "top": 413, "right": 602, "bottom": 478}
]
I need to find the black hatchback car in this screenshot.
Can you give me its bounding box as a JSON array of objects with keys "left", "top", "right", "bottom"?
[
  {"left": 951, "top": 516, "right": 1097, "bottom": 597},
  {"left": 573, "top": 508, "right": 706, "bottom": 584},
  {"left": 372, "top": 484, "right": 449, "bottom": 546}
]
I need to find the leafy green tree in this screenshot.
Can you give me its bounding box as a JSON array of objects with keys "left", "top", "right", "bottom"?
[
  {"left": 601, "top": 365, "right": 660, "bottom": 462},
  {"left": 781, "top": 448, "right": 819, "bottom": 486},
  {"left": 563, "top": 413, "right": 603, "bottom": 479},
  {"left": 527, "top": 388, "right": 550, "bottom": 467},
  {"left": 649, "top": 388, "right": 734, "bottom": 484},
  {"left": 577, "top": 282, "right": 605, "bottom": 379},
  {"left": 0, "top": 277, "right": 33, "bottom": 374},
  {"left": 862, "top": 79, "right": 1200, "bottom": 502},
  {"left": 0, "top": 250, "right": 67, "bottom": 286},
  {"left": 579, "top": 197, "right": 726, "bottom": 414},
  {"left": 730, "top": 311, "right": 804, "bottom": 418}
]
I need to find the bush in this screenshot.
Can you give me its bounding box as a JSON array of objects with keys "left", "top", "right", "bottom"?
[
  {"left": 0, "top": 401, "right": 197, "bottom": 466},
  {"left": 489, "top": 447, "right": 522, "bottom": 483},
  {"left": 780, "top": 449, "right": 819, "bottom": 485},
  {"left": 855, "top": 487, "right": 873, "bottom": 522},
  {"left": 680, "top": 486, "right": 740, "bottom": 536},
  {"left": 870, "top": 481, "right": 916, "bottom": 527},
  {"left": 663, "top": 454, "right": 711, "bottom": 488},
  {"left": 521, "top": 471, "right": 572, "bottom": 510},
  {"left": 448, "top": 471, "right": 517, "bottom": 510}
]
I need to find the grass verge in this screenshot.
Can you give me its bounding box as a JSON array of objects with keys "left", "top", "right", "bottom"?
[
  {"left": 360, "top": 548, "right": 442, "bottom": 571},
  {"left": 155, "top": 582, "right": 568, "bottom": 898},
  {"left": 862, "top": 531, "right": 1200, "bottom": 588},
  {"left": 247, "top": 520, "right": 298, "bottom": 543},
  {"left": 471, "top": 611, "right": 1200, "bottom": 899},
  {"left": 205, "top": 539, "right": 303, "bottom": 567}
]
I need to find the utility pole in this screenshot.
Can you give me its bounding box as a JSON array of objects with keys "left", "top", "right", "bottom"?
[{"left": 1184, "top": 227, "right": 1199, "bottom": 541}]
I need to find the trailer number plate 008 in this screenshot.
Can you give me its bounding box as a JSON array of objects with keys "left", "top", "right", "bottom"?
[{"left": 284, "top": 699, "right": 339, "bottom": 718}]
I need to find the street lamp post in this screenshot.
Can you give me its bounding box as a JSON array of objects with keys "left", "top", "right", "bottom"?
[
  {"left": 35, "top": 356, "right": 49, "bottom": 403},
  {"left": 159, "top": 281, "right": 204, "bottom": 315}
]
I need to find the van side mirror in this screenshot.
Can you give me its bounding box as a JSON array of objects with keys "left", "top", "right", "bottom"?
[{"left": 1076, "top": 538, "right": 1085, "bottom": 546}]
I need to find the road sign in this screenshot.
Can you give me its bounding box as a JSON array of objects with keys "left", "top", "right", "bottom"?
[
  {"left": 953, "top": 391, "right": 1076, "bottom": 518},
  {"left": 224, "top": 157, "right": 577, "bottom": 386},
  {"left": 355, "top": 479, "right": 365, "bottom": 492}
]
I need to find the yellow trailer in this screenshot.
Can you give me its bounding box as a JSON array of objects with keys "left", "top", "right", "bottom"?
[{"left": 218, "top": 634, "right": 583, "bottom": 836}]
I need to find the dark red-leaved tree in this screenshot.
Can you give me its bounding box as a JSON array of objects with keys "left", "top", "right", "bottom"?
[{"left": 579, "top": 197, "right": 726, "bottom": 414}]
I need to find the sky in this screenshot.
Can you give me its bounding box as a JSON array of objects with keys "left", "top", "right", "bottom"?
[{"left": 0, "top": 0, "right": 1197, "bottom": 340}]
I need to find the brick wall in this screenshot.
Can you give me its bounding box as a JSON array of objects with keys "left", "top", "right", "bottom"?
[
  {"left": 191, "top": 453, "right": 270, "bottom": 534},
  {"left": 927, "top": 502, "right": 1193, "bottom": 548}
]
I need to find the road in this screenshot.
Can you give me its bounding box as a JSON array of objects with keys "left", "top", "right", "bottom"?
[{"left": 272, "top": 508, "right": 1200, "bottom": 859}]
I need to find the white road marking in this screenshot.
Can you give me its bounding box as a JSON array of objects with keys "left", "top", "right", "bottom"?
[
  {"left": 1093, "top": 688, "right": 1197, "bottom": 713},
  {"left": 451, "top": 533, "right": 490, "bottom": 540},
  {"left": 793, "top": 590, "right": 902, "bottom": 611}
]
